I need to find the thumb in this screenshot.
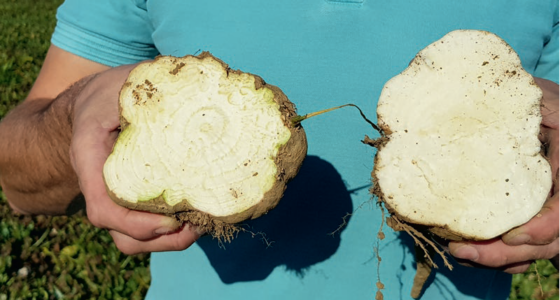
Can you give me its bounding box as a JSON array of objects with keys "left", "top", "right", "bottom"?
[{"left": 502, "top": 192, "right": 559, "bottom": 246}]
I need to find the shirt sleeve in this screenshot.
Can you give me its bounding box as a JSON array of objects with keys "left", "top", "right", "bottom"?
[
  {"left": 51, "top": 0, "right": 159, "bottom": 67},
  {"left": 533, "top": 1, "right": 559, "bottom": 84}
]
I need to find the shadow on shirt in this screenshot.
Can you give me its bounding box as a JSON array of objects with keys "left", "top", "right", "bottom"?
[{"left": 196, "top": 155, "right": 354, "bottom": 283}]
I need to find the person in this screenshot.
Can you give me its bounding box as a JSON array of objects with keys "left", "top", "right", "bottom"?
[{"left": 0, "top": 0, "right": 557, "bottom": 299}]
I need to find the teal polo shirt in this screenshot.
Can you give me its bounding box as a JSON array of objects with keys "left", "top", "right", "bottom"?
[{"left": 52, "top": 1, "right": 558, "bottom": 299}]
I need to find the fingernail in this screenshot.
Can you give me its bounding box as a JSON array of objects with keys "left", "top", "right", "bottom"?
[
  {"left": 451, "top": 244, "right": 479, "bottom": 261},
  {"left": 155, "top": 217, "right": 181, "bottom": 235},
  {"left": 186, "top": 224, "right": 206, "bottom": 237},
  {"left": 504, "top": 233, "right": 531, "bottom": 246},
  {"left": 154, "top": 227, "right": 176, "bottom": 235}
]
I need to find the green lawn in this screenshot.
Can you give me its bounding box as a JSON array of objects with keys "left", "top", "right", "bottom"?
[
  {"left": 0, "top": 0, "right": 557, "bottom": 299},
  {"left": 0, "top": 1, "right": 150, "bottom": 299}
]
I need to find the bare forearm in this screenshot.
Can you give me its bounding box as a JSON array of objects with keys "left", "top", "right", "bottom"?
[{"left": 0, "top": 76, "right": 94, "bottom": 215}]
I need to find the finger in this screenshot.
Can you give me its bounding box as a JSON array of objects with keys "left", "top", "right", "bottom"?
[
  {"left": 534, "top": 78, "right": 559, "bottom": 193},
  {"left": 501, "top": 262, "right": 533, "bottom": 274},
  {"left": 540, "top": 126, "right": 559, "bottom": 193},
  {"left": 534, "top": 77, "right": 559, "bottom": 129},
  {"left": 109, "top": 224, "right": 201, "bottom": 255},
  {"left": 72, "top": 122, "right": 181, "bottom": 240},
  {"left": 449, "top": 238, "right": 559, "bottom": 269},
  {"left": 453, "top": 257, "right": 533, "bottom": 274},
  {"left": 502, "top": 192, "right": 559, "bottom": 246}
]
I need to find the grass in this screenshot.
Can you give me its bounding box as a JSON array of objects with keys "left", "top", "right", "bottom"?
[
  {"left": 511, "top": 260, "right": 559, "bottom": 300},
  {"left": 0, "top": 0, "right": 557, "bottom": 299},
  {"left": 0, "top": 0, "right": 55, "bottom": 116},
  {"left": 0, "top": 0, "right": 150, "bottom": 299}
]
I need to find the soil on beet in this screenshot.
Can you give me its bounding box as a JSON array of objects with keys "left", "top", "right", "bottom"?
[{"left": 176, "top": 211, "right": 241, "bottom": 242}]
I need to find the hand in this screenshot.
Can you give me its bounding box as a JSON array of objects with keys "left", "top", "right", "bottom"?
[
  {"left": 70, "top": 64, "right": 202, "bottom": 255},
  {"left": 449, "top": 77, "right": 559, "bottom": 274}
]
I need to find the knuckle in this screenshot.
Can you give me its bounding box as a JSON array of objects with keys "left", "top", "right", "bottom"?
[
  {"left": 86, "top": 207, "right": 103, "bottom": 228},
  {"left": 538, "top": 236, "right": 558, "bottom": 245},
  {"left": 530, "top": 221, "right": 559, "bottom": 245},
  {"left": 478, "top": 250, "right": 509, "bottom": 268},
  {"left": 172, "top": 234, "right": 194, "bottom": 251},
  {"left": 120, "top": 210, "right": 153, "bottom": 240},
  {"left": 505, "top": 263, "right": 531, "bottom": 274},
  {"left": 116, "top": 244, "right": 140, "bottom": 255},
  {"left": 114, "top": 240, "right": 139, "bottom": 255},
  {"left": 127, "top": 226, "right": 149, "bottom": 240},
  {"left": 110, "top": 232, "right": 143, "bottom": 255},
  {"left": 541, "top": 244, "right": 559, "bottom": 260},
  {"left": 492, "top": 254, "right": 510, "bottom": 268}
]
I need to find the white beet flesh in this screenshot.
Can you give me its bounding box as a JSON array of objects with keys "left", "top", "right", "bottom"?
[
  {"left": 375, "top": 30, "right": 552, "bottom": 240},
  {"left": 103, "top": 54, "right": 305, "bottom": 222}
]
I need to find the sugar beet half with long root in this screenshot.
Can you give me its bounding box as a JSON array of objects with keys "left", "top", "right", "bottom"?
[
  {"left": 371, "top": 30, "right": 553, "bottom": 298},
  {"left": 374, "top": 29, "right": 551, "bottom": 242}
]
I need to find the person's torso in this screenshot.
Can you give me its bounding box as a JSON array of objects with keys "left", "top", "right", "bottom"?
[{"left": 130, "top": 1, "right": 556, "bottom": 299}]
